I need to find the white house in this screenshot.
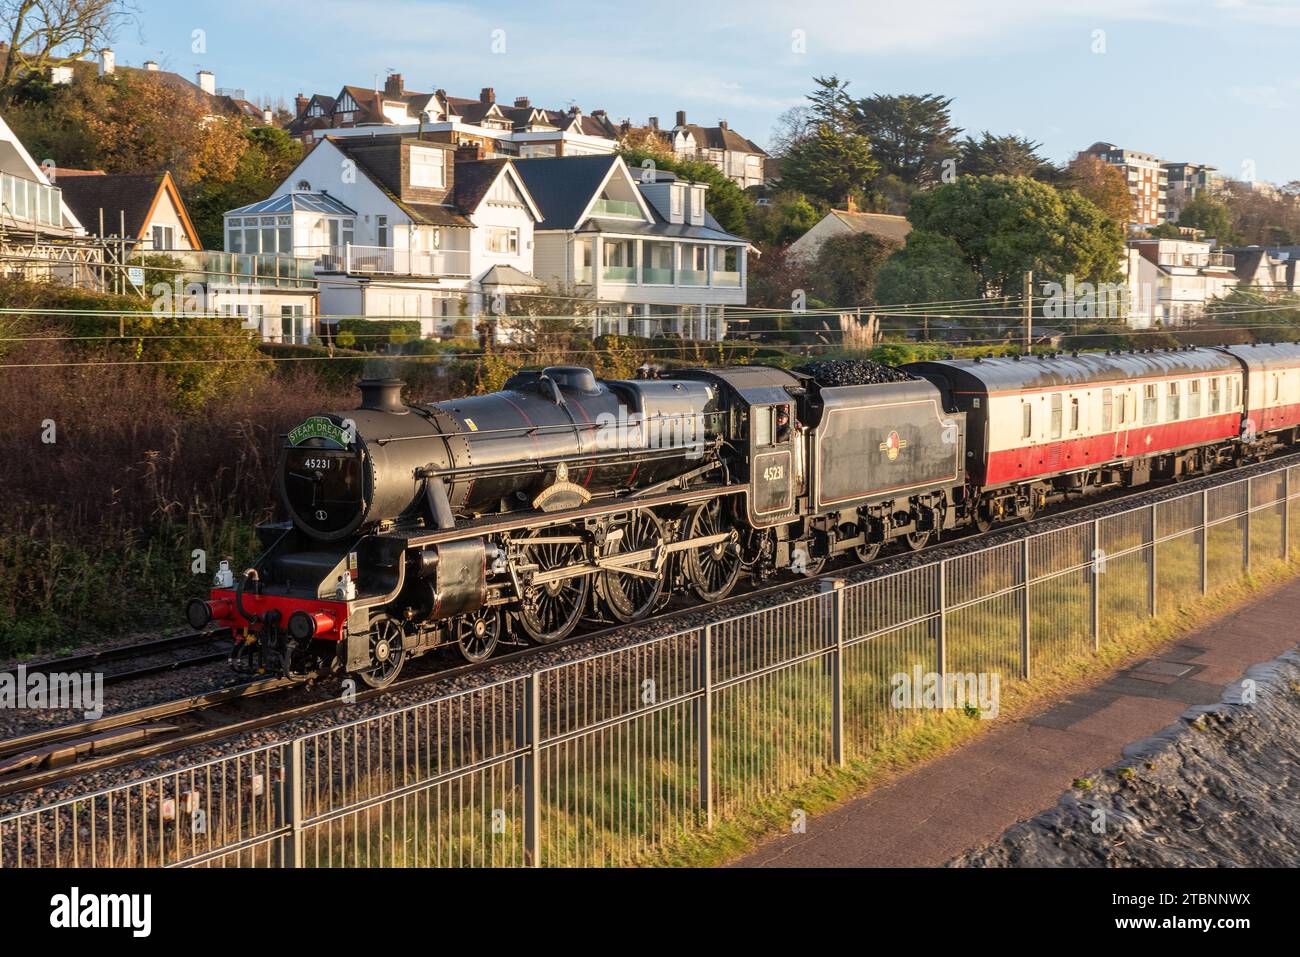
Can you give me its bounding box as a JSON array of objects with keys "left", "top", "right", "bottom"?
[
  {"left": 515, "top": 155, "right": 750, "bottom": 340},
  {"left": 56, "top": 169, "right": 201, "bottom": 252},
  {"left": 787, "top": 208, "right": 913, "bottom": 264},
  {"left": 1125, "top": 238, "right": 1239, "bottom": 328},
  {"left": 224, "top": 133, "right": 545, "bottom": 337},
  {"left": 0, "top": 110, "right": 86, "bottom": 280}
]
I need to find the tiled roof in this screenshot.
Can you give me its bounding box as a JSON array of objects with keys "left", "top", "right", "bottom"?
[
  {"left": 828, "top": 210, "right": 913, "bottom": 245},
  {"left": 513, "top": 155, "right": 620, "bottom": 229},
  {"left": 57, "top": 172, "right": 167, "bottom": 239}
]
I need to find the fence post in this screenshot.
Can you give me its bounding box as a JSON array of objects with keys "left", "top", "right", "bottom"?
[
  {"left": 937, "top": 561, "right": 948, "bottom": 708},
  {"left": 819, "top": 579, "right": 846, "bottom": 765},
  {"left": 1148, "top": 505, "right": 1158, "bottom": 618},
  {"left": 1020, "top": 539, "right": 1031, "bottom": 681},
  {"left": 281, "top": 738, "right": 304, "bottom": 868},
  {"left": 1284, "top": 469, "right": 1291, "bottom": 560},
  {"left": 697, "top": 625, "right": 714, "bottom": 828},
  {"left": 524, "top": 674, "right": 541, "bottom": 867},
  {"left": 1091, "top": 519, "right": 1101, "bottom": 652},
  {"left": 1201, "top": 489, "right": 1209, "bottom": 595},
  {"left": 1244, "top": 479, "right": 1252, "bottom": 573}
]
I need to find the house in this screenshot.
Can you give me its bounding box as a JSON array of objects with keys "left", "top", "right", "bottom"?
[
  {"left": 786, "top": 209, "right": 912, "bottom": 264},
  {"left": 1124, "top": 238, "right": 1238, "bottom": 329},
  {"left": 1224, "top": 246, "right": 1298, "bottom": 294},
  {"left": 288, "top": 76, "right": 619, "bottom": 158},
  {"left": 0, "top": 110, "right": 88, "bottom": 282},
  {"left": 226, "top": 133, "right": 545, "bottom": 336},
  {"left": 1080, "top": 142, "right": 1167, "bottom": 230},
  {"left": 56, "top": 170, "right": 201, "bottom": 252},
  {"left": 514, "top": 155, "right": 749, "bottom": 340},
  {"left": 667, "top": 112, "right": 769, "bottom": 189}
]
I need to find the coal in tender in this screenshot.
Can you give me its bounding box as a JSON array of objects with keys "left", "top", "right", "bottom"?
[{"left": 795, "top": 359, "right": 914, "bottom": 387}]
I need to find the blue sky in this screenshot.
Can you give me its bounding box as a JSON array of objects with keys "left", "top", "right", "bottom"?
[{"left": 113, "top": 0, "right": 1300, "bottom": 182}]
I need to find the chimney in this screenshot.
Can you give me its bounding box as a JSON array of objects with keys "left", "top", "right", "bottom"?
[
  {"left": 263, "top": 106, "right": 274, "bottom": 124},
  {"left": 675, "top": 110, "right": 686, "bottom": 127},
  {"left": 143, "top": 60, "right": 159, "bottom": 72},
  {"left": 197, "top": 69, "right": 215, "bottom": 96},
  {"left": 98, "top": 48, "right": 116, "bottom": 76},
  {"left": 357, "top": 379, "right": 407, "bottom": 414},
  {"left": 514, "top": 96, "right": 530, "bottom": 109},
  {"left": 455, "top": 143, "right": 484, "bottom": 163},
  {"left": 295, "top": 93, "right": 309, "bottom": 116},
  {"left": 718, "top": 119, "right": 728, "bottom": 130},
  {"left": 648, "top": 116, "right": 658, "bottom": 130},
  {"left": 479, "top": 86, "right": 494, "bottom": 105},
  {"left": 568, "top": 105, "right": 581, "bottom": 115},
  {"left": 50, "top": 65, "right": 74, "bottom": 85},
  {"left": 384, "top": 73, "right": 403, "bottom": 97}
]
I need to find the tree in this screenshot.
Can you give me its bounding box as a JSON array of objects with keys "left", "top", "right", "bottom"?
[
  {"left": 1178, "top": 192, "right": 1234, "bottom": 243},
  {"left": 957, "top": 132, "right": 1058, "bottom": 181},
  {"left": 807, "top": 232, "right": 896, "bottom": 306},
  {"left": 875, "top": 230, "right": 980, "bottom": 305},
  {"left": 745, "top": 244, "right": 813, "bottom": 313},
  {"left": 1146, "top": 222, "right": 1183, "bottom": 239},
  {"left": 617, "top": 146, "right": 751, "bottom": 235},
  {"left": 1062, "top": 155, "right": 1131, "bottom": 225},
  {"left": 0, "top": 0, "right": 134, "bottom": 102},
  {"left": 907, "top": 174, "right": 1124, "bottom": 296},
  {"left": 186, "top": 126, "right": 305, "bottom": 247},
  {"left": 806, "top": 74, "right": 854, "bottom": 132},
  {"left": 779, "top": 121, "right": 878, "bottom": 208},
  {"left": 768, "top": 104, "right": 812, "bottom": 156},
  {"left": 849, "top": 93, "right": 961, "bottom": 187},
  {"left": 744, "top": 191, "right": 821, "bottom": 247}
]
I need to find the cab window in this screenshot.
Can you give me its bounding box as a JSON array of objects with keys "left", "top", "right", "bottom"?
[{"left": 753, "top": 406, "right": 774, "bottom": 447}]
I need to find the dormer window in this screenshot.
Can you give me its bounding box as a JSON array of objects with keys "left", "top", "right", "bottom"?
[
  {"left": 670, "top": 185, "right": 683, "bottom": 220},
  {"left": 410, "top": 146, "right": 445, "bottom": 189}
]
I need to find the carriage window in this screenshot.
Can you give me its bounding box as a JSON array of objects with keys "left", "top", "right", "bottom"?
[
  {"left": 1167, "top": 382, "right": 1181, "bottom": 420},
  {"left": 1188, "top": 380, "right": 1202, "bottom": 418},
  {"left": 1235, "top": 378, "right": 1242, "bottom": 409},
  {"left": 1209, "top": 377, "right": 1221, "bottom": 414},
  {"left": 1143, "top": 384, "right": 1158, "bottom": 424},
  {"left": 1050, "top": 394, "right": 1063, "bottom": 439},
  {"left": 1070, "top": 397, "right": 1080, "bottom": 432},
  {"left": 1102, "top": 389, "right": 1113, "bottom": 431},
  {"left": 1021, "top": 402, "right": 1032, "bottom": 439}
]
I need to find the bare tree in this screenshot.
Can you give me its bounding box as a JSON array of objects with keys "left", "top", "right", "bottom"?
[{"left": 0, "top": 0, "right": 135, "bottom": 99}]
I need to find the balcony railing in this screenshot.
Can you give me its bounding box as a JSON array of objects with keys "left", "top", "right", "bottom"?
[
  {"left": 642, "top": 266, "right": 674, "bottom": 284},
  {"left": 318, "top": 245, "right": 471, "bottom": 277},
  {"left": 713, "top": 270, "right": 741, "bottom": 287},
  {"left": 679, "top": 269, "right": 708, "bottom": 286},
  {"left": 0, "top": 171, "right": 63, "bottom": 229},
  {"left": 602, "top": 265, "right": 637, "bottom": 283},
  {"left": 138, "top": 250, "right": 317, "bottom": 288},
  {"left": 1157, "top": 252, "right": 1235, "bottom": 269},
  {"left": 591, "top": 198, "right": 641, "bottom": 219}
]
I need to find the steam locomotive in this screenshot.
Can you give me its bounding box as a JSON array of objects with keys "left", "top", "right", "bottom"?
[{"left": 187, "top": 343, "right": 1300, "bottom": 687}]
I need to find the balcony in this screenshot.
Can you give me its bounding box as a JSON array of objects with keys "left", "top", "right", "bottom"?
[
  {"left": 591, "top": 198, "right": 641, "bottom": 219},
  {"left": 0, "top": 171, "right": 63, "bottom": 229},
  {"left": 602, "top": 265, "right": 637, "bottom": 283},
  {"left": 679, "top": 269, "right": 708, "bottom": 286},
  {"left": 642, "top": 266, "right": 674, "bottom": 284},
  {"left": 713, "top": 270, "right": 741, "bottom": 287},
  {"left": 320, "top": 245, "right": 471, "bottom": 278},
  {"left": 140, "top": 250, "right": 317, "bottom": 288}
]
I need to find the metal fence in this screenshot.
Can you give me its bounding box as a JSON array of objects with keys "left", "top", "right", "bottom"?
[{"left": 3, "top": 462, "right": 1297, "bottom": 868}]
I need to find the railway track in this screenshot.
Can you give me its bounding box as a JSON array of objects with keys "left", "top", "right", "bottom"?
[
  {"left": 10, "top": 630, "right": 233, "bottom": 686},
  {"left": 3, "top": 450, "right": 1298, "bottom": 800}
]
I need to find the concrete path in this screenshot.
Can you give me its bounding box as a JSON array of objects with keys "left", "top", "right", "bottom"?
[{"left": 734, "top": 575, "right": 1300, "bottom": 867}]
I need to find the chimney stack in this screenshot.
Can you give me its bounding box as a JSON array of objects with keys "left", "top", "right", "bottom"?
[
  {"left": 479, "top": 86, "right": 494, "bottom": 105},
  {"left": 455, "top": 143, "right": 484, "bottom": 163},
  {"left": 384, "top": 73, "right": 403, "bottom": 97},
  {"left": 262, "top": 106, "right": 274, "bottom": 124},
  {"left": 718, "top": 119, "right": 728, "bottom": 130},
  {"left": 675, "top": 110, "right": 686, "bottom": 127},
  {"left": 295, "top": 93, "right": 309, "bottom": 116},
  {"left": 197, "top": 69, "right": 215, "bottom": 95},
  {"left": 514, "top": 96, "right": 530, "bottom": 109},
  {"left": 143, "top": 60, "right": 159, "bottom": 72},
  {"left": 98, "top": 48, "right": 116, "bottom": 76},
  {"left": 648, "top": 116, "right": 658, "bottom": 130},
  {"left": 592, "top": 109, "right": 607, "bottom": 118}
]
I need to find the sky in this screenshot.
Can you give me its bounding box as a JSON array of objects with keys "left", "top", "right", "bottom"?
[{"left": 110, "top": 0, "right": 1300, "bottom": 183}]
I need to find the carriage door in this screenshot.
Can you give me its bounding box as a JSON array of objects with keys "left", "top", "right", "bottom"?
[{"left": 749, "top": 403, "right": 795, "bottom": 525}]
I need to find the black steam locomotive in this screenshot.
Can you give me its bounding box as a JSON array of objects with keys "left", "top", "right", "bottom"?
[
  {"left": 188, "top": 344, "right": 1300, "bottom": 687},
  {"left": 188, "top": 363, "right": 965, "bottom": 686}
]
